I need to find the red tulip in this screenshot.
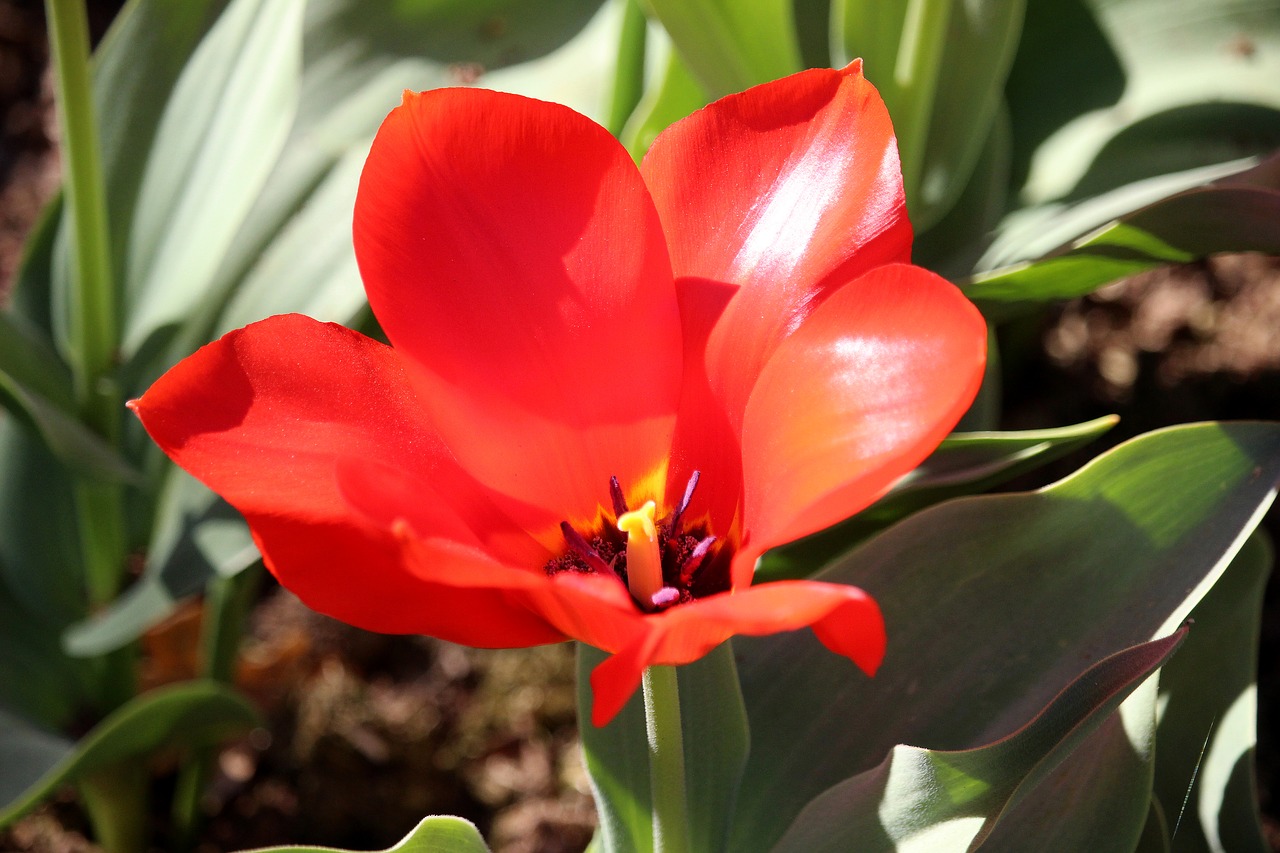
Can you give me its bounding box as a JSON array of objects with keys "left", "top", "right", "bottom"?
[{"left": 132, "top": 61, "right": 986, "bottom": 725}]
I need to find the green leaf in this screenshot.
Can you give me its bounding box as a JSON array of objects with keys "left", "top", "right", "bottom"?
[
  {"left": 578, "top": 642, "right": 749, "bottom": 853},
  {"left": 121, "top": 0, "right": 305, "bottom": 356},
  {"left": 756, "top": 416, "right": 1119, "bottom": 581},
  {"left": 243, "top": 815, "right": 491, "bottom": 853},
  {"left": 621, "top": 42, "right": 709, "bottom": 161},
  {"left": 644, "top": 0, "right": 802, "bottom": 97},
  {"left": 770, "top": 631, "right": 1183, "bottom": 851},
  {"left": 0, "top": 312, "right": 72, "bottom": 409},
  {"left": 0, "top": 374, "right": 140, "bottom": 484},
  {"left": 966, "top": 155, "right": 1280, "bottom": 319},
  {"left": 0, "top": 680, "right": 259, "bottom": 828},
  {"left": 834, "top": 0, "right": 1025, "bottom": 229},
  {"left": 1152, "top": 531, "right": 1271, "bottom": 852},
  {"left": 65, "top": 468, "right": 258, "bottom": 656},
  {"left": 727, "top": 422, "right": 1280, "bottom": 850}
]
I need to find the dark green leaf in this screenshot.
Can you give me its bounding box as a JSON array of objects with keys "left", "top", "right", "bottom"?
[
  {"left": 728, "top": 422, "right": 1280, "bottom": 850},
  {"left": 756, "top": 416, "right": 1118, "bottom": 581}
]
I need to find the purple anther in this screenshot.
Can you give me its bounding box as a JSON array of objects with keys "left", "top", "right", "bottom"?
[
  {"left": 679, "top": 535, "right": 716, "bottom": 584},
  {"left": 669, "top": 470, "right": 701, "bottom": 532},
  {"left": 650, "top": 586, "right": 681, "bottom": 608},
  {"left": 560, "top": 521, "right": 615, "bottom": 577},
  {"left": 609, "top": 475, "right": 628, "bottom": 518}
]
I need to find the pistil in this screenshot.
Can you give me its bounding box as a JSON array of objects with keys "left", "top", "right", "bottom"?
[{"left": 617, "top": 500, "right": 664, "bottom": 603}]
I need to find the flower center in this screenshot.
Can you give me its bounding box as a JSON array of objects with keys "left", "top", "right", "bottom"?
[{"left": 544, "top": 471, "right": 728, "bottom": 611}]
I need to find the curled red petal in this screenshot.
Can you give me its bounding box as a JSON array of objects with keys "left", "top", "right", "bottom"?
[
  {"left": 588, "top": 580, "right": 885, "bottom": 726},
  {"left": 643, "top": 61, "right": 911, "bottom": 430},
  {"left": 355, "top": 89, "right": 681, "bottom": 538},
  {"left": 737, "top": 264, "right": 986, "bottom": 579}
]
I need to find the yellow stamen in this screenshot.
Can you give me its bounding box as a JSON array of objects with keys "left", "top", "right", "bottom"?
[{"left": 617, "top": 500, "right": 663, "bottom": 604}]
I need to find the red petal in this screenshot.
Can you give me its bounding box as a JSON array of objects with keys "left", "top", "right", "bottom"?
[
  {"left": 354, "top": 89, "right": 682, "bottom": 538},
  {"left": 737, "top": 264, "right": 986, "bottom": 575},
  {"left": 642, "top": 62, "right": 912, "bottom": 430},
  {"left": 132, "top": 315, "right": 559, "bottom": 644},
  {"left": 587, "top": 580, "right": 885, "bottom": 726}
]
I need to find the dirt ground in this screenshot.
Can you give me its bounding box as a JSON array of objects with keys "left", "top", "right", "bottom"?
[{"left": 3, "top": 1, "right": 1280, "bottom": 850}]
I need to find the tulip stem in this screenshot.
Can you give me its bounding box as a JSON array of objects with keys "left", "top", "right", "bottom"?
[{"left": 643, "top": 665, "right": 690, "bottom": 853}]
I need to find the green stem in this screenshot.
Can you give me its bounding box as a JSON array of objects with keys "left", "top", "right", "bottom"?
[
  {"left": 607, "top": 0, "right": 649, "bottom": 138},
  {"left": 890, "top": 0, "right": 951, "bottom": 213},
  {"left": 45, "top": 0, "right": 116, "bottom": 401},
  {"left": 46, "top": 0, "right": 127, "bottom": 606},
  {"left": 643, "top": 665, "right": 690, "bottom": 853},
  {"left": 79, "top": 763, "right": 149, "bottom": 853}
]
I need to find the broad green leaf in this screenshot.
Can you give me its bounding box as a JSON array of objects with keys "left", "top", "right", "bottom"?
[
  {"left": 966, "top": 155, "right": 1280, "bottom": 319},
  {"left": 122, "top": 0, "right": 304, "bottom": 356},
  {"left": 1006, "top": 0, "right": 1280, "bottom": 212},
  {"left": 1153, "top": 532, "right": 1271, "bottom": 852},
  {"left": 245, "top": 815, "right": 490, "bottom": 853},
  {"left": 770, "top": 633, "right": 1182, "bottom": 851},
  {"left": 644, "top": 0, "right": 802, "bottom": 97},
  {"left": 65, "top": 469, "right": 258, "bottom": 656},
  {"left": 834, "top": 0, "right": 1025, "bottom": 229},
  {"left": 728, "top": 422, "right": 1280, "bottom": 850},
  {"left": 0, "top": 680, "right": 258, "bottom": 828},
  {"left": 0, "top": 584, "right": 94, "bottom": 729},
  {"left": 756, "top": 416, "right": 1119, "bottom": 582},
  {"left": 579, "top": 642, "right": 749, "bottom": 853}
]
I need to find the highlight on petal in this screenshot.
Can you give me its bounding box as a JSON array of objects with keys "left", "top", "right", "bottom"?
[
  {"left": 737, "top": 264, "right": 987, "bottom": 575},
  {"left": 587, "top": 580, "right": 885, "bottom": 725},
  {"left": 354, "top": 88, "right": 683, "bottom": 536},
  {"left": 642, "top": 61, "right": 912, "bottom": 428}
]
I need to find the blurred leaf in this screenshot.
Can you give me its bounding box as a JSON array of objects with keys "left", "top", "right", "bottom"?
[
  {"left": 0, "top": 680, "right": 258, "bottom": 828},
  {"left": 65, "top": 469, "right": 257, "bottom": 656},
  {"left": 728, "top": 422, "right": 1280, "bottom": 850},
  {"left": 834, "top": 0, "right": 1025, "bottom": 229},
  {"left": 771, "top": 633, "right": 1182, "bottom": 851},
  {"left": 246, "top": 815, "right": 491, "bottom": 852},
  {"left": 966, "top": 155, "right": 1280, "bottom": 319},
  {"left": 1153, "top": 531, "right": 1271, "bottom": 852},
  {"left": 0, "top": 376, "right": 141, "bottom": 485},
  {"left": 757, "top": 416, "right": 1119, "bottom": 582},
  {"left": 579, "top": 642, "right": 749, "bottom": 853},
  {"left": 121, "top": 0, "right": 305, "bottom": 356},
  {"left": 644, "top": 0, "right": 802, "bottom": 97},
  {"left": 0, "top": 312, "right": 72, "bottom": 409},
  {"left": 621, "top": 42, "right": 709, "bottom": 161}
]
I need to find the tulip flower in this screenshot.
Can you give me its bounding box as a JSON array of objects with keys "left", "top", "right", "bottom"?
[{"left": 132, "top": 61, "right": 986, "bottom": 727}]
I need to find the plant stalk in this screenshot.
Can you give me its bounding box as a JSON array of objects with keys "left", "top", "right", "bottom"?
[
  {"left": 46, "top": 0, "right": 127, "bottom": 605},
  {"left": 643, "top": 665, "right": 690, "bottom": 853}
]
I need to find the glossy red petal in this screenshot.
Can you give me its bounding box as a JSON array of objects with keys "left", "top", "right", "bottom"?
[
  {"left": 354, "top": 89, "right": 681, "bottom": 540},
  {"left": 587, "top": 580, "right": 885, "bottom": 725},
  {"left": 132, "top": 315, "right": 559, "bottom": 643},
  {"left": 738, "top": 264, "right": 986, "bottom": 576},
  {"left": 642, "top": 62, "right": 911, "bottom": 430}
]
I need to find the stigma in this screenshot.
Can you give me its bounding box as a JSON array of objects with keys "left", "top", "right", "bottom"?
[
  {"left": 617, "top": 501, "right": 664, "bottom": 603},
  {"left": 545, "top": 472, "right": 729, "bottom": 612}
]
